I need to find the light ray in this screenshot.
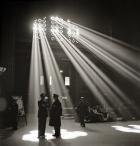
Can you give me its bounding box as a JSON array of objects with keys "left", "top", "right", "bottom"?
[
  {"left": 53, "top": 30, "right": 113, "bottom": 110},
  {"left": 28, "top": 30, "right": 45, "bottom": 114},
  {"left": 38, "top": 27, "right": 74, "bottom": 116},
  {"left": 52, "top": 27, "right": 140, "bottom": 117}
]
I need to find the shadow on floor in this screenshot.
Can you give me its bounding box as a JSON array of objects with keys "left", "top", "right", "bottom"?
[
  {"left": 0, "top": 128, "right": 14, "bottom": 140},
  {"left": 39, "top": 138, "right": 71, "bottom": 146},
  {"left": 82, "top": 127, "right": 99, "bottom": 133}
]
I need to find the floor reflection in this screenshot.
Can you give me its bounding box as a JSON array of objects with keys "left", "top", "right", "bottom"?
[
  {"left": 112, "top": 125, "right": 140, "bottom": 133},
  {"left": 22, "top": 129, "right": 88, "bottom": 142}
]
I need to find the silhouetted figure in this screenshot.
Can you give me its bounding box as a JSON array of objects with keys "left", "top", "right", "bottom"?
[
  {"left": 95, "top": 105, "right": 109, "bottom": 121},
  {"left": 38, "top": 93, "right": 49, "bottom": 139},
  {"left": 11, "top": 98, "right": 18, "bottom": 130},
  {"left": 77, "top": 97, "right": 88, "bottom": 127},
  {"left": 86, "top": 105, "right": 110, "bottom": 122},
  {"left": 49, "top": 94, "right": 62, "bottom": 138},
  {"left": 86, "top": 105, "right": 103, "bottom": 122}
]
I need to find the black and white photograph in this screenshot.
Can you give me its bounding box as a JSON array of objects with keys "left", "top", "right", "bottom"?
[{"left": 0, "top": 0, "right": 140, "bottom": 146}]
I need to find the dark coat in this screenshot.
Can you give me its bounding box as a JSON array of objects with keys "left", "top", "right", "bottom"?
[
  {"left": 49, "top": 99, "right": 62, "bottom": 126},
  {"left": 77, "top": 101, "right": 88, "bottom": 117},
  {"left": 38, "top": 100, "right": 48, "bottom": 118}
]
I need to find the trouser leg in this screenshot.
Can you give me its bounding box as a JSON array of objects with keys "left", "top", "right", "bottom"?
[
  {"left": 38, "top": 118, "right": 40, "bottom": 136},
  {"left": 79, "top": 115, "right": 85, "bottom": 127},
  {"left": 42, "top": 118, "right": 47, "bottom": 136},
  {"left": 54, "top": 126, "right": 60, "bottom": 136},
  {"left": 38, "top": 118, "right": 41, "bottom": 136}
]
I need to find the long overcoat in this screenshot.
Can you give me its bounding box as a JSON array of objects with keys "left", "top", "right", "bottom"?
[{"left": 49, "top": 99, "right": 62, "bottom": 126}]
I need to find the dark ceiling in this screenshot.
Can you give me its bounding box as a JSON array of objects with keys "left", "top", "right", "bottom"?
[{"left": 1, "top": 0, "right": 140, "bottom": 47}]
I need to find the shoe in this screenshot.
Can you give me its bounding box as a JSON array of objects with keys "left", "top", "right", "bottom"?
[
  {"left": 56, "top": 135, "right": 60, "bottom": 138},
  {"left": 52, "top": 134, "right": 60, "bottom": 138},
  {"left": 38, "top": 135, "right": 45, "bottom": 139}
]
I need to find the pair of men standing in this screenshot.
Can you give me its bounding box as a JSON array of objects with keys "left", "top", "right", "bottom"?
[{"left": 38, "top": 93, "right": 62, "bottom": 139}]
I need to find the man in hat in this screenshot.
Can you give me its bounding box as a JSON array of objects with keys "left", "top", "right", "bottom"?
[
  {"left": 77, "top": 97, "right": 88, "bottom": 127},
  {"left": 49, "top": 94, "right": 62, "bottom": 138},
  {"left": 38, "top": 93, "right": 49, "bottom": 139}
]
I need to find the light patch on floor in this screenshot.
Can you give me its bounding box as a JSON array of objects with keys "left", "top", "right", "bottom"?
[
  {"left": 22, "top": 129, "right": 88, "bottom": 142},
  {"left": 112, "top": 124, "right": 140, "bottom": 133}
]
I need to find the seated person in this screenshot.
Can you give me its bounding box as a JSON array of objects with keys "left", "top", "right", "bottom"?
[
  {"left": 96, "top": 105, "right": 109, "bottom": 121},
  {"left": 85, "top": 106, "right": 101, "bottom": 122},
  {"left": 86, "top": 105, "right": 109, "bottom": 122}
]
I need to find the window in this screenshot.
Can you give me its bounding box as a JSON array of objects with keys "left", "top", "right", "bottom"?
[
  {"left": 40, "top": 75, "right": 44, "bottom": 85},
  {"left": 65, "top": 77, "right": 70, "bottom": 86}
]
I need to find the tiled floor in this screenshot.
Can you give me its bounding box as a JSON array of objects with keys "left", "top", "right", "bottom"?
[{"left": 1, "top": 115, "right": 140, "bottom": 146}]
